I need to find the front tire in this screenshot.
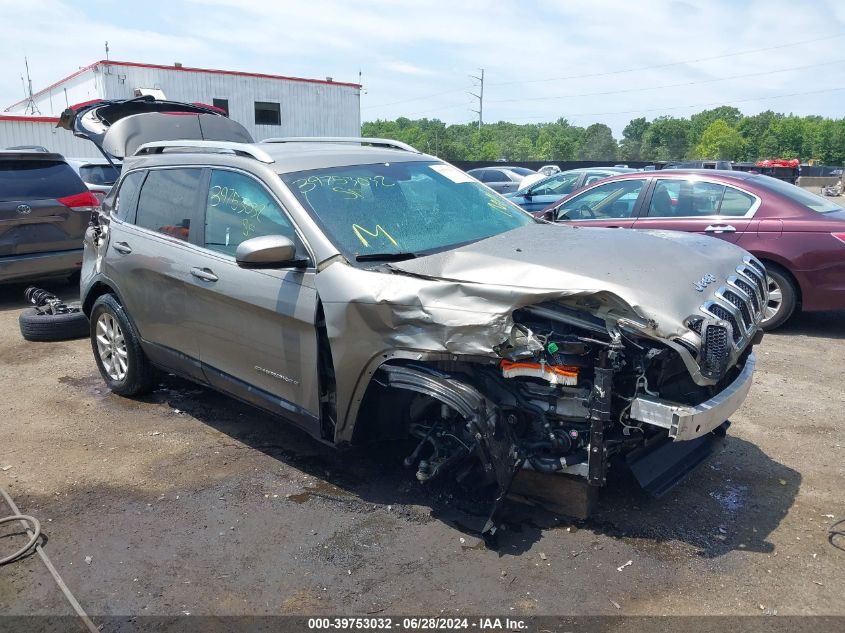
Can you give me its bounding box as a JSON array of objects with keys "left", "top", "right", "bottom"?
[
  {"left": 760, "top": 265, "right": 797, "bottom": 331},
  {"left": 90, "top": 294, "right": 155, "bottom": 396}
]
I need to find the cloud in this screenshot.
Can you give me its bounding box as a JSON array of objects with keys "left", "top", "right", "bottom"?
[
  {"left": 380, "top": 61, "right": 436, "bottom": 76},
  {"left": 1, "top": 0, "right": 843, "bottom": 134}
]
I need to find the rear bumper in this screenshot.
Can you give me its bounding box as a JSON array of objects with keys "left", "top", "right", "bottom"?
[
  {"left": 630, "top": 353, "right": 756, "bottom": 441},
  {"left": 0, "top": 249, "right": 83, "bottom": 284}
]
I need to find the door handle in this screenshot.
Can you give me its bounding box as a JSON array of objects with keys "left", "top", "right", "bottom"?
[
  {"left": 704, "top": 224, "right": 736, "bottom": 233},
  {"left": 112, "top": 241, "right": 132, "bottom": 254},
  {"left": 190, "top": 267, "right": 219, "bottom": 282}
]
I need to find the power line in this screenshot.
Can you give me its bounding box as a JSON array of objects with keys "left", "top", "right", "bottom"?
[
  {"left": 360, "top": 32, "right": 844, "bottom": 111},
  {"left": 487, "top": 58, "right": 845, "bottom": 105},
  {"left": 362, "top": 86, "right": 467, "bottom": 110},
  {"left": 487, "top": 32, "right": 845, "bottom": 87}
]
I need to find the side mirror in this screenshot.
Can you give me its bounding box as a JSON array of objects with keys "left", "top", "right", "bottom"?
[
  {"left": 236, "top": 235, "right": 302, "bottom": 268},
  {"left": 542, "top": 208, "right": 556, "bottom": 222}
]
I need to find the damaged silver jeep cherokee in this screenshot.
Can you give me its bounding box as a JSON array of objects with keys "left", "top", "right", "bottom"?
[{"left": 68, "top": 100, "right": 764, "bottom": 534}]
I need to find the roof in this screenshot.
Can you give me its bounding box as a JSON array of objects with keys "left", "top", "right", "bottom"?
[
  {"left": 123, "top": 140, "right": 434, "bottom": 175},
  {"left": 5, "top": 60, "right": 361, "bottom": 112},
  {"left": 0, "top": 114, "right": 60, "bottom": 123},
  {"left": 607, "top": 168, "right": 755, "bottom": 182},
  {"left": 0, "top": 151, "right": 65, "bottom": 161}
]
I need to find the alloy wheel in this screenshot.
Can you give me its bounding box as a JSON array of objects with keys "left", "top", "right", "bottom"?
[
  {"left": 762, "top": 276, "right": 783, "bottom": 324},
  {"left": 95, "top": 312, "right": 128, "bottom": 381}
]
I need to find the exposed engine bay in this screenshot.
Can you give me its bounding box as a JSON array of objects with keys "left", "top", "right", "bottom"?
[{"left": 374, "top": 304, "right": 755, "bottom": 536}]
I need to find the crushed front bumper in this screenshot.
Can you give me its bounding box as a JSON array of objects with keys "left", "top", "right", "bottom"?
[{"left": 630, "top": 353, "right": 756, "bottom": 441}]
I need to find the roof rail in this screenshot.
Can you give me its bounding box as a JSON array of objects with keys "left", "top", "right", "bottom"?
[
  {"left": 134, "top": 140, "right": 275, "bottom": 163},
  {"left": 262, "top": 137, "right": 421, "bottom": 154}
]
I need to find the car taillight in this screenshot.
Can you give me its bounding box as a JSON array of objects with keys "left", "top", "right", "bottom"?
[
  {"left": 58, "top": 191, "right": 99, "bottom": 211},
  {"left": 833, "top": 233, "right": 845, "bottom": 245}
]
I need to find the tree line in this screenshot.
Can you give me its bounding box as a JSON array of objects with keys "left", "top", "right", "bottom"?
[{"left": 362, "top": 106, "right": 845, "bottom": 165}]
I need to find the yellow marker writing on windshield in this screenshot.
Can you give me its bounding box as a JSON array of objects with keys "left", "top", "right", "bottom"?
[
  {"left": 486, "top": 195, "right": 511, "bottom": 216},
  {"left": 352, "top": 224, "right": 399, "bottom": 248}
]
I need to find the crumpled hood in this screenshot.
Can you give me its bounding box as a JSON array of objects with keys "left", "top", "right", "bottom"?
[{"left": 389, "top": 223, "right": 751, "bottom": 338}]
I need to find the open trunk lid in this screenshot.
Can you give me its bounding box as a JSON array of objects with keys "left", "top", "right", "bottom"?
[{"left": 57, "top": 97, "right": 253, "bottom": 160}]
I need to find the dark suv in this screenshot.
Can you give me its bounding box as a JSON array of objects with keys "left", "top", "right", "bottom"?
[{"left": 0, "top": 151, "right": 99, "bottom": 283}]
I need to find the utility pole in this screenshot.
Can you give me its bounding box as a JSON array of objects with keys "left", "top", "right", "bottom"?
[
  {"left": 23, "top": 58, "right": 40, "bottom": 115},
  {"left": 469, "top": 68, "right": 484, "bottom": 130}
]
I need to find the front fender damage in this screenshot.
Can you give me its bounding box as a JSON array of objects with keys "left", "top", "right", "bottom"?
[
  {"left": 314, "top": 260, "right": 651, "bottom": 442},
  {"left": 378, "top": 364, "right": 521, "bottom": 537}
]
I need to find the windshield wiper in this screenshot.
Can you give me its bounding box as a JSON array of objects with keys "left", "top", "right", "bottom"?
[{"left": 355, "top": 252, "right": 417, "bottom": 262}]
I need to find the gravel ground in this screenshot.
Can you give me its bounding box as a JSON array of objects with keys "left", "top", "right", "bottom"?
[{"left": 0, "top": 278, "right": 843, "bottom": 620}]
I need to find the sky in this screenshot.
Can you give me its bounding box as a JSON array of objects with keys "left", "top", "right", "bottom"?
[{"left": 1, "top": 0, "right": 844, "bottom": 136}]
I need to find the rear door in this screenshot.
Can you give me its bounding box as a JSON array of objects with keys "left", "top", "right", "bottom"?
[
  {"left": 552, "top": 178, "right": 648, "bottom": 229},
  {"left": 0, "top": 155, "right": 93, "bottom": 257},
  {"left": 632, "top": 178, "right": 758, "bottom": 243},
  {"left": 482, "top": 169, "right": 517, "bottom": 193},
  {"left": 184, "top": 168, "right": 321, "bottom": 432},
  {"left": 103, "top": 167, "right": 205, "bottom": 378}
]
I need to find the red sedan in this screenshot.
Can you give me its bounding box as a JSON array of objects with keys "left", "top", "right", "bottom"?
[{"left": 539, "top": 169, "right": 845, "bottom": 329}]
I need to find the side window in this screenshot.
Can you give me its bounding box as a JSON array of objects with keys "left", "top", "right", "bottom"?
[
  {"left": 485, "top": 170, "right": 506, "bottom": 182},
  {"left": 113, "top": 171, "right": 145, "bottom": 222},
  {"left": 533, "top": 172, "right": 580, "bottom": 196},
  {"left": 135, "top": 168, "right": 202, "bottom": 241},
  {"left": 558, "top": 179, "right": 645, "bottom": 220},
  {"left": 471, "top": 170, "right": 488, "bottom": 182},
  {"left": 719, "top": 187, "right": 756, "bottom": 216},
  {"left": 647, "top": 179, "right": 726, "bottom": 217},
  {"left": 583, "top": 171, "right": 611, "bottom": 186},
  {"left": 204, "top": 170, "right": 299, "bottom": 256}
]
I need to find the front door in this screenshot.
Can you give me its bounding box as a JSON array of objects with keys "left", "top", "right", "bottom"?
[
  {"left": 632, "top": 178, "right": 758, "bottom": 243},
  {"left": 185, "top": 168, "right": 321, "bottom": 432}
]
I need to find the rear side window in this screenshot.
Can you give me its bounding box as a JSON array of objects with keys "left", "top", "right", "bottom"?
[
  {"left": 113, "top": 171, "right": 146, "bottom": 222},
  {"left": 719, "top": 187, "right": 756, "bottom": 216},
  {"left": 0, "top": 160, "right": 85, "bottom": 201},
  {"left": 647, "top": 179, "right": 725, "bottom": 217},
  {"left": 79, "top": 164, "right": 121, "bottom": 186},
  {"left": 647, "top": 179, "right": 756, "bottom": 217},
  {"left": 135, "top": 168, "right": 202, "bottom": 241}
]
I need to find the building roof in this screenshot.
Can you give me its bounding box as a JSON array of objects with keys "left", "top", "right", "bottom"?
[
  {"left": 0, "top": 114, "right": 60, "bottom": 123},
  {"left": 5, "top": 60, "right": 361, "bottom": 112}
]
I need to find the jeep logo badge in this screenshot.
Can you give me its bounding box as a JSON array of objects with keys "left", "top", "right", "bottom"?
[
  {"left": 16, "top": 204, "right": 32, "bottom": 215},
  {"left": 693, "top": 273, "right": 717, "bottom": 292}
]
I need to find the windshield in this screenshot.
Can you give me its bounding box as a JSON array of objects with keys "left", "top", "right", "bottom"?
[
  {"left": 751, "top": 175, "right": 841, "bottom": 214},
  {"left": 282, "top": 161, "right": 534, "bottom": 258}
]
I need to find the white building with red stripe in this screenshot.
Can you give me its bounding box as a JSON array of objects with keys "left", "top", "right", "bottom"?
[{"left": 1, "top": 60, "right": 361, "bottom": 158}]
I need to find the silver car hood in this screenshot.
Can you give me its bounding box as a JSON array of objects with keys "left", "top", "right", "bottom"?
[{"left": 388, "top": 223, "right": 749, "bottom": 340}]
